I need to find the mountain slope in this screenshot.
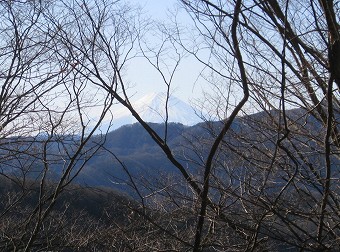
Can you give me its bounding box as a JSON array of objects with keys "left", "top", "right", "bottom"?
[{"left": 80, "top": 108, "right": 333, "bottom": 195}]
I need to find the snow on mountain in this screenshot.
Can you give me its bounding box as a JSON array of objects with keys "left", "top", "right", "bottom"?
[{"left": 109, "top": 92, "right": 201, "bottom": 129}]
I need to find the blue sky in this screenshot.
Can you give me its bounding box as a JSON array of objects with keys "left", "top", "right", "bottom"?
[
  {"left": 139, "top": 0, "right": 174, "bottom": 20},
  {"left": 124, "top": 0, "right": 205, "bottom": 103}
]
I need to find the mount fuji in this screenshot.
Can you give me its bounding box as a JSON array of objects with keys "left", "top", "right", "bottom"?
[{"left": 108, "top": 92, "right": 201, "bottom": 129}]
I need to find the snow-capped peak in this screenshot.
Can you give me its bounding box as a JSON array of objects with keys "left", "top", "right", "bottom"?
[{"left": 111, "top": 92, "right": 201, "bottom": 129}]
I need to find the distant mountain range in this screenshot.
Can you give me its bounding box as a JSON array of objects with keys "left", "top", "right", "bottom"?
[
  {"left": 2, "top": 108, "right": 327, "bottom": 199},
  {"left": 77, "top": 108, "right": 327, "bottom": 197},
  {"left": 106, "top": 93, "right": 202, "bottom": 130}
]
